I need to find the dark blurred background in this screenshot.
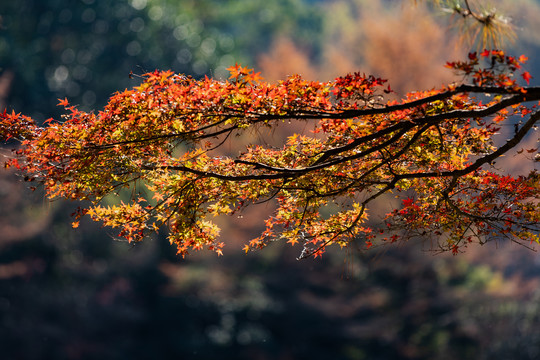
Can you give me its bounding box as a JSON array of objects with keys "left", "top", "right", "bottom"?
[{"left": 2, "top": 1, "right": 540, "bottom": 359}]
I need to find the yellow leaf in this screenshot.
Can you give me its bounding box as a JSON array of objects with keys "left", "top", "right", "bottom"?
[{"left": 287, "top": 238, "right": 299, "bottom": 246}]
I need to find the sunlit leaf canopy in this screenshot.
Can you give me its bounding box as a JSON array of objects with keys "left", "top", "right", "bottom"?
[{"left": 1, "top": 50, "right": 539, "bottom": 258}]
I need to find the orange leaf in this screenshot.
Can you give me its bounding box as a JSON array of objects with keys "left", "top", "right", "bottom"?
[
  {"left": 519, "top": 55, "right": 529, "bottom": 63},
  {"left": 58, "top": 98, "right": 69, "bottom": 107}
]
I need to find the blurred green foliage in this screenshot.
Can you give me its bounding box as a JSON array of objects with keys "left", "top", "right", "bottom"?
[{"left": 0, "top": 0, "right": 323, "bottom": 119}]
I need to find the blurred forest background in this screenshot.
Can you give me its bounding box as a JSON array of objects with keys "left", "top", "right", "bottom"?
[{"left": 2, "top": 0, "right": 540, "bottom": 359}]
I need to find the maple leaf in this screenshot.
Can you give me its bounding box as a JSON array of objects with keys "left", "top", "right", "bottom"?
[
  {"left": 152, "top": 192, "right": 165, "bottom": 202},
  {"left": 57, "top": 98, "right": 69, "bottom": 107},
  {"left": 287, "top": 238, "right": 299, "bottom": 246},
  {"left": 522, "top": 71, "right": 532, "bottom": 85},
  {"left": 519, "top": 55, "right": 529, "bottom": 63},
  {"left": 480, "top": 50, "right": 490, "bottom": 57}
]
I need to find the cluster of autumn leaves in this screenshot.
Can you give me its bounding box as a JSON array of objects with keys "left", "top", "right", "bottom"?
[{"left": 1, "top": 50, "right": 539, "bottom": 257}]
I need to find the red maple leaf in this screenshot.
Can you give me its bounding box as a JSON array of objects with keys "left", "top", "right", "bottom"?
[
  {"left": 57, "top": 98, "right": 69, "bottom": 107},
  {"left": 522, "top": 71, "right": 533, "bottom": 84}
]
